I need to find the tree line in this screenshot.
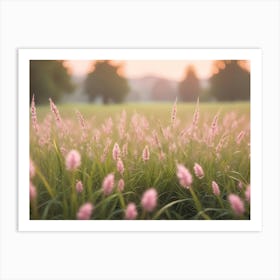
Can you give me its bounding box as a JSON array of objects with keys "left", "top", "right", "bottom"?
[{"left": 30, "top": 60, "right": 250, "bottom": 104}]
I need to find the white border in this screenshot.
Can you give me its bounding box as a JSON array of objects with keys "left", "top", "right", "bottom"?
[{"left": 18, "top": 48, "right": 262, "bottom": 232}]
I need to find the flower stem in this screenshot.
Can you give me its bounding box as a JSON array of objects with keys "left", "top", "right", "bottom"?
[{"left": 189, "top": 188, "right": 211, "bottom": 220}]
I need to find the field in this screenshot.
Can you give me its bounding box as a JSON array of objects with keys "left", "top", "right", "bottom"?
[{"left": 30, "top": 100, "right": 250, "bottom": 220}]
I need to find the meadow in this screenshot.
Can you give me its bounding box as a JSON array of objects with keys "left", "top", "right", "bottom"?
[{"left": 30, "top": 99, "right": 250, "bottom": 220}]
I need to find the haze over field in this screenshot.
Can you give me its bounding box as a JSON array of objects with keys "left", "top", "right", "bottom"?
[
  {"left": 65, "top": 74, "right": 210, "bottom": 103},
  {"left": 60, "top": 60, "right": 249, "bottom": 103}
]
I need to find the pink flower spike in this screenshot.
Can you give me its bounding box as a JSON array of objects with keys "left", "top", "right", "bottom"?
[
  {"left": 142, "top": 145, "right": 150, "bottom": 162},
  {"left": 192, "top": 98, "right": 200, "bottom": 129},
  {"left": 31, "top": 94, "right": 39, "bottom": 133},
  {"left": 102, "top": 173, "right": 115, "bottom": 195},
  {"left": 30, "top": 159, "right": 35, "bottom": 178},
  {"left": 30, "top": 181, "right": 37, "bottom": 201},
  {"left": 245, "top": 185, "right": 250, "bottom": 202},
  {"left": 212, "top": 181, "right": 220, "bottom": 196},
  {"left": 238, "top": 181, "right": 243, "bottom": 190},
  {"left": 117, "top": 158, "right": 124, "bottom": 175},
  {"left": 49, "top": 98, "right": 61, "bottom": 124},
  {"left": 228, "top": 194, "right": 245, "bottom": 216},
  {"left": 112, "top": 143, "right": 120, "bottom": 161},
  {"left": 141, "top": 188, "right": 158, "bottom": 212},
  {"left": 176, "top": 164, "right": 193, "bottom": 189},
  {"left": 76, "top": 203, "right": 94, "bottom": 220},
  {"left": 76, "top": 180, "right": 83, "bottom": 193},
  {"left": 125, "top": 203, "right": 138, "bottom": 220},
  {"left": 236, "top": 130, "right": 245, "bottom": 145},
  {"left": 193, "top": 163, "right": 204, "bottom": 179},
  {"left": 118, "top": 179, "right": 125, "bottom": 192},
  {"left": 65, "top": 150, "right": 81, "bottom": 171},
  {"left": 171, "top": 97, "right": 177, "bottom": 126}
]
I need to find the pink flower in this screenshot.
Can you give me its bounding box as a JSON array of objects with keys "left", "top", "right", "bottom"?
[
  {"left": 171, "top": 97, "right": 177, "bottom": 126},
  {"left": 102, "top": 173, "right": 115, "bottom": 195},
  {"left": 100, "top": 139, "right": 112, "bottom": 163},
  {"left": 236, "top": 131, "right": 245, "bottom": 145},
  {"left": 152, "top": 131, "right": 161, "bottom": 149},
  {"left": 192, "top": 98, "right": 200, "bottom": 129},
  {"left": 76, "top": 203, "right": 94, "bottom": 220},
  {"left": 65, "top": 150, "right": 81, "bottom": 171},
  {"left": 125, "top": 203, "right": 138, "bottom": 220},
  {"left": 112, "top": 143, "right": 120, "bottom": 161},
  {"left": 176, "top": 164, "right": 193, "bottom": 189},
  {"left": 228, "top": 194, "right": 245, "bottom": 216},
  {"left": 245, "top": 185, "right": 250, "bottom": 202},
  {"left": 30, "top": 94, "right": 39, "bottom": 133},
  {"left": 49, "top": 98, "right": 61, "bottom": 124},
  {"left": 30, "top": 181, "right": 37, "bottom": 201},
  {"left": 118, "top": 179, "right": 125, "bottom": 192},
  {"left": 193, "top": 163, "right": 204, "bottom": 179},
  {"left": 212, "top": 181, "right": 220, "bottom": 196},
  {"left": 30, "top": 159, "right": 35, "bottom": 178},
  {"left": 117, "top": 158, "right": 124, "bottom": 175},
  {"left": 141, "top": 188, "right": 158, "bottom": 212},
  {"left": 102, "top": 117, "right": 113, "bottom": 135},
  {"left": 142, "top": 145, "right": 150, "bottom": 162},
  {"left": 76, "top": 180, "right": 83, "bottom": 193},
  {"left": 238, "top": 181, "right": 243, "bottom": 190},
  {"left": 76, "top": 110, "right": 86, "bottom": 130},
  {"left": 211, "top": 113, "right": 219, "bottom": 136}
]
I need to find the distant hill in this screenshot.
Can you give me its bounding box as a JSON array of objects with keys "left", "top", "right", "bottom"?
[
  {"left": 62, "top": 75, "right": 209, "bottom": 103},
  {"left": 127, "top": 76, "right": 178, "bottom": 102}
]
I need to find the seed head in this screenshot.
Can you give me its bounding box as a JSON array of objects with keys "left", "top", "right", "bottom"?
[
  {"left": 112, "top": 143, "right": 120, "bottom": 161},
  {"left": 30, "top": 181, "right": 37, "bottom": 201},
  {"left": 245, "top": 185, "right": 250, "bottom": 202},
  {"left": 176, "top": 164, "right": 193, "bottom": 189},
  {"left": 141, "top": 188, "right": 158, "bottom": 212},
  {"left": 193, "top": 163, "right": 204, "bottom": 179},
  {"left": 228, "top": 194, "right": 245, "bottom": 216},
  {"left": 142, "top": 145, "right": 150, "bottom": 162},
  {"left": 102, "top": 173, "right": 115, "bottom": 195},
  {"left": 125, "top": 203, "right": 138, "bottom": 220},
  {"left": 30, "top": 159, "right": 35, "bottom": 178},
  {"left": 65, "top": 150, "right": 81, "bottom": 171},
  {"left": 117, "top": 179, "right": 125, "bottom": 192},
  {"left": 76, "top": 180, "right": 83, "bottom": 193},
  {"left": 171, "top": 97, "right": 177, "bottom": 127},
  {"left": 76, "top": 203, "right": 94, "bottom": 220},
  {"left": 117, "top": 158, "right": 124, "bottom": 175},
  {"left": 236, "top": 131, "right": 245, "bottom": 145},
  {"left": 212, "top": 181, "right": 220, "bottom": 196},
  {"left": 31, "top": 94, "right": 39, "bottom": 133}
]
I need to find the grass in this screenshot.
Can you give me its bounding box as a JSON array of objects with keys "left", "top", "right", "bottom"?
[{"left": 30, "top": 101, "right": 250, "bottom": 220}]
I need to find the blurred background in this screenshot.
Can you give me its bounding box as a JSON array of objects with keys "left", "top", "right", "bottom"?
[{"left": 30, "top": 59, "right": 250, "bottom": 105}]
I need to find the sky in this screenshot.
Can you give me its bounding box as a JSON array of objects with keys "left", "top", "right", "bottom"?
[{"left": 64, "top": 60, "right": 215, "bottom": 81}]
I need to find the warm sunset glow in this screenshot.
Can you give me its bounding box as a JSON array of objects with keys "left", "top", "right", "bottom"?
[
  {"left": 64, "top": 60, "right": 216, "bottom": 81},
  {"left": 63, "top": 61, "right": 93, "bottom": 76}
]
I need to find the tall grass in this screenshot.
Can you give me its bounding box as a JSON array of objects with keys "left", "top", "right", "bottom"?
[{"left": 30, "top": 99, "right": 250, "bottom": 220}]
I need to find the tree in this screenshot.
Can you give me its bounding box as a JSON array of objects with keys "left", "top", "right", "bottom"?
[
  {"left": 209, "top": 60, "right": 250, "bottom": 101},
  {"left": 84, "top": 61, "right": 129, "bottom": 104},
  {"left": 30, "top": 60, "right": 75, "bottom": 104},
  {"left": 179, "top": 65, "right": 201, "bottom": 102}
]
